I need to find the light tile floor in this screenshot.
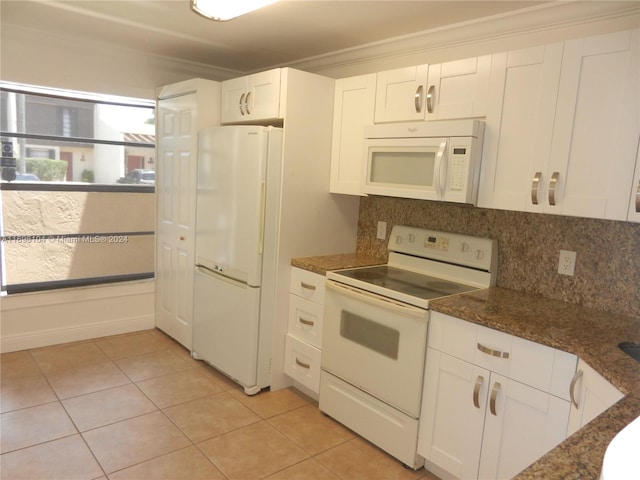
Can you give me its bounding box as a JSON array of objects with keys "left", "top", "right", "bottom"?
[{"left": 0, "top": 328, "right": 440, "bottom": 480}]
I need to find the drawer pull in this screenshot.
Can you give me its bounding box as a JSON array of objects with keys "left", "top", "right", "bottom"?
[
  {"left": 569, "top": 369, "right": 583, "bottom": 409},
  {"left": 299, "top": 317, "right": 315, "bottom": 327},
  {"left": 295, "top": 358, "right": 311, "bottom": 369},
  {"left": 477, "top": 343, "right": 510, "bottom": 359},
  {"left": 490, "top": 382, "right": 501, "bottom": 416},
  {"left": 473, "top": 375, "right": 484, "bottom": 409},
  {"left": 300, "top": 281, "right": 317, "bottom": 291}
]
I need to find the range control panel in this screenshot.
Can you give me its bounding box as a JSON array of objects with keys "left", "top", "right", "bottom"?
[{"left": 390, "top": 225, "right": 497, "bottom": 273}]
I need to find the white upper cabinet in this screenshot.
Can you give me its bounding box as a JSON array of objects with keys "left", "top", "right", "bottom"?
[
  {"left": 424, "top": 55, "right": 491, "bottom": 120},
  {"left": 479, "top": 29, "right": 640, "bottom": 220},
  {"left": 330, "top": 74, "right": 376, "bottom": 195},
  {"left": 374, "top": 65, "right": 429, "bottom": 122},
  {"left": 550, "top": 29, "right": 639, "bottom": 220},
  {"left": 477, "top": 43, "right": 564, "bottom": 212},
  {"left": 221, "top": 69, "right": 281, "bottom": 124}
]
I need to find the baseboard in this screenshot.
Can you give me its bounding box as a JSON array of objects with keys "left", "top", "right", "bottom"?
[{"left": 0, "top": 314, "right": 155, "bottom": 353}]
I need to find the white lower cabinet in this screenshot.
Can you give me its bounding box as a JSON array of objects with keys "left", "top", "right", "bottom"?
[
  {"left": 419, "top": 312, "right": 576, "bottom": 479},
  {"left": 566, "top": 359, "right": 624, "bottom": 436},
  {"left": 283, "top": 267, "right": 325, "bottom": 396}
]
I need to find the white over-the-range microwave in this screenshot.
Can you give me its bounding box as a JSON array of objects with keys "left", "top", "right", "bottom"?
[{"left": 362, "top": 119, "right": 485, "bottom": 204}]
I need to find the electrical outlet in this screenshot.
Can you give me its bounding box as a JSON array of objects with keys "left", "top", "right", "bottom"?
[
  {"left": 558, "top": 250, "right": 577, "bottom": 276},
  {"left": 376, "top": 221, "right": 387, "bottom": 240}
]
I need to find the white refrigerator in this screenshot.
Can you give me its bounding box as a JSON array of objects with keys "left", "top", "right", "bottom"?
[{"left": 192, "top": 125, "right": 283, "bottom": 395}]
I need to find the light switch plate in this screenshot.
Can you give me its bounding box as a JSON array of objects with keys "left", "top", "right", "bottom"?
[{"left": 376, "top": 221, "right": 387, "bottom": 240}]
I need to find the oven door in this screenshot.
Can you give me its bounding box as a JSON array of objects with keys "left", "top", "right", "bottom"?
[{"left": 322, "top": 280, "right": 428, "bottom": 417}]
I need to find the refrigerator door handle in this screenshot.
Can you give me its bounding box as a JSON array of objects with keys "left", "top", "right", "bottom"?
[{"left": 258, "top": 180, "right": 266, "bottom": 255}]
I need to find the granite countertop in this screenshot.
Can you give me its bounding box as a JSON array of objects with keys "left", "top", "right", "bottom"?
[
  {"left": 430, "top": 287, "right": 640, "bottom": 480},
  {"left": 291, "top": 252, "right": 386, "bottom": 275},
  {"left": 290, "top": 255, "right": 640, "bottom": 479}
]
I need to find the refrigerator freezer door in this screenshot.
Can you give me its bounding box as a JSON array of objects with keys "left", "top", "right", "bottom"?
[
  {"left": 196, "top": 126, "right": 271, "bottom": 286},
  {"left": 193, "top": 267, "right": 262, "bottom": 393}
]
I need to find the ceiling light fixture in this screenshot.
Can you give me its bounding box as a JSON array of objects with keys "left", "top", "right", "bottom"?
[{"left": 190, "top": 0, "right": 278, "bottom": 21}]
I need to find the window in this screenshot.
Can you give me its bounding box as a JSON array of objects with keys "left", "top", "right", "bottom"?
[{"left": 0, "top": 82, "right": 156, "bottom": 293}]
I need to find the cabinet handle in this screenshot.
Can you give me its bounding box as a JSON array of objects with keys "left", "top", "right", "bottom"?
[
  {"left": 473, "top": 375, "right": 484, "bottom": 409},
  {"left": 426, "top": 85, "right": 436, "bottom": 114},
  {"left": 531, "top": 172, "right": 542, "bottom": 205},
  {"left": 295, "top": 357, "right": 311, "bottom": 369},
  {"left": 569, "top": 369, "right": 583, "bottom": 409},
  {"left": 635, "top": 179, "right": 640, "bottom": 213},
  {"left": 239, "top": 93, "right": 246, "bottom": 115},
  {"left": 245, "top": 91, "right": 252, "bottom": 115},
  {"left": 300, "top": 281, "right": 317, "bottom": 291},
  {"left": 298, "top": 317, "right": 315, "bottom": 327},
  {"left": 490, "top": 382, "right": 501, "bottom": 416},
  {"left": 415, "top": 85, "right": 424, "bottom": 113},
  {"left": 548, "top": 171, "right": 560, "bottom": 206},
  {"left": 477, "top": 342, "right": 510, "bottom": 359}
]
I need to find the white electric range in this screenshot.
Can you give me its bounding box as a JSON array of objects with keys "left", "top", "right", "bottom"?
[{"left": 319, "top": 225, "right": 497, "bottom": 469}]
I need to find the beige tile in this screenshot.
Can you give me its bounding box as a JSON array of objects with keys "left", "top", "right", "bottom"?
[
  {"left": 45, "top": 361, "right": 131, "bottom": 399},
  {"left": 108, "top": 446, "right": 225, "bottom": 480},
  {"left": 0, "top": 350, "right": 42, "bottom": 381},
  {"left": 31, "top": 342, "right": 110, "bottom": 375},
  {"left": 164, "top": 391, "right": 260, "bottom": 443},
  {"left": 0, "top": 402, "right": 77, "bottom": 453},
  {"left": 264, "top": 458, "right": 340, "bottom": 480},
  {"left": 0, "top": 434, "right": 103, "bottom": 480},
  {"left": 136, "top": 367, "right": 225, "bottom": 408},
  {"left": 94, "top": 329, "right": 176, "bottom": 360},
  {"left": 198, "top": 421, "right": 309, "bottom": 480},
  {"left": 315, "top": 437, "right": 426, "bottom": 480},
  {"left": 228, "top": 386, "right": 310, "bottom": 418},
  {"left": 115, "top": 349, "right": 191, "bottom": 382},
  {"left": 268, "top": 404, "right": 355, "bottom": 455},
  {"left": 82, "top": 411, "right": 190, "bottom": 474},
  {"left": 0, "top": 372, "right": 57, "bottom": 413},
  {"left": 62, "top": 383, "right": 157, "bottom": 431}
]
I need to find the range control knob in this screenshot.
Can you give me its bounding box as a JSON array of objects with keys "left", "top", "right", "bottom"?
[
  {"left": 460, "top": 242, "right": 470, "bottom": 253},
  {"left": 408, "top": 234, "right": 416, "bottom": 243},
  {"left": 475, "top": 250, "right": 485, "bottom": 260},
  {"left": 395, "top": 235, "right": 403, "bottom": 244}
]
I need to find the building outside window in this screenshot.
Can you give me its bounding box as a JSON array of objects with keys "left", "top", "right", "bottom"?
[{"left": 0, "top": 82, "right": 156, "bottom": 294}]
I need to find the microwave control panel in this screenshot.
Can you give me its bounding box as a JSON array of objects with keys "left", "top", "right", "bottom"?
[{"left": 448, "top": 146, "right": 469, "bottom": 193}]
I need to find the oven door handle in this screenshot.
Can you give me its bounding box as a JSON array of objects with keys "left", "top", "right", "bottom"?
[{"left": 326, "top": 280, "right": 426, "bottom": 318}]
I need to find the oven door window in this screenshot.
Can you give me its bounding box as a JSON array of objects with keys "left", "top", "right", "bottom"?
[{"left": 340, "top": 311, "right": 399, "bottom": 360}]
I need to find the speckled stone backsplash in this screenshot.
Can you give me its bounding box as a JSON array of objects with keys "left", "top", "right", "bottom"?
[{"left": 356, "top": 195, "right": 640, "bottom": 319}]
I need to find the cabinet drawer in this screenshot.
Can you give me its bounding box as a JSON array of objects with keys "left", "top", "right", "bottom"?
[
  {"left": 288, "top": 295, "right": 323, "bottom": 348},
  {"left": 284, "top": 334, "right": 321, "bottom": 393},
  {"left": 290, "top": 267, "right": 325, "bottom": 304}
]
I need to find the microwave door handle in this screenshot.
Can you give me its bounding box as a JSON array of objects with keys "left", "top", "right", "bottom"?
[{"left": 434, "top": 140, "right": 448, "bottom": 200}]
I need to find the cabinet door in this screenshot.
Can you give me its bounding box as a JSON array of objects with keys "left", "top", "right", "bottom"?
[
  {"left": 547, "top": 29, "right": 639, "bottom": 220},
  {"left": 374, "top": 65, "right": 428, "bottom": 123},
  {"left": 155, "top": 93, "right": 198, "bottom": 349},
  {"left": 245, "top": 69, "right": 281, "bottom": 121},
  {"left": 567, "top": 359, "right": 624, "bottom": 436},
  {"left": 477, "top": 44, "right": 563, "bottom": 211},
  {"left": 220, "top": 69, "right": 281, "bottom": 123},
  {"left": 478, "top": 375, "right": 571, "bottom": 480},
  {"left": 330, "top": 74, "right": 376, "bottom": 195},
  {"left": 220, "top": 76, "right": 247, "bottom": 124},
  {"left": 425, "top": 56, "right": 491, "bottom": 120},
  {"left": 628, "top": 141, "right": 640, "bottom": 222},
  {"left": 418, "top": 349, "right": 487, "bottom": 479}
]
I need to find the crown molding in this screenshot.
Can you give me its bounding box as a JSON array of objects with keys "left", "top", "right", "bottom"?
[{"left": 289, "top": 1, "right": 640, "bottom": 76}]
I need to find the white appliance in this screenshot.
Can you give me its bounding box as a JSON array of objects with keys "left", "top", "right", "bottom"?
[
  {"left": 362, "top": 119, "right": 484, "bottom": 204},
  {"left": 192, "top": 125, "right": 283, "bottom": 395},
  {"left": 320, "top": 225, "right": 497, "bottom": 469}
]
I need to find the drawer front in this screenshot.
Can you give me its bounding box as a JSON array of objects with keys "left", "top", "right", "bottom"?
[
  {"left": 288, "top": 295, "right": 323, "bottom": 348},
  {"left": 284, "top": 334, "right": 321, "bottom": 393},
  {"left": 290, "top": 267, "right": 325, "bottom": 304}
]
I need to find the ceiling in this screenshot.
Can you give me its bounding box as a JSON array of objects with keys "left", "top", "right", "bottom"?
[{"left": 0, "top": 0, "right": 549, "bottom": 75}]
